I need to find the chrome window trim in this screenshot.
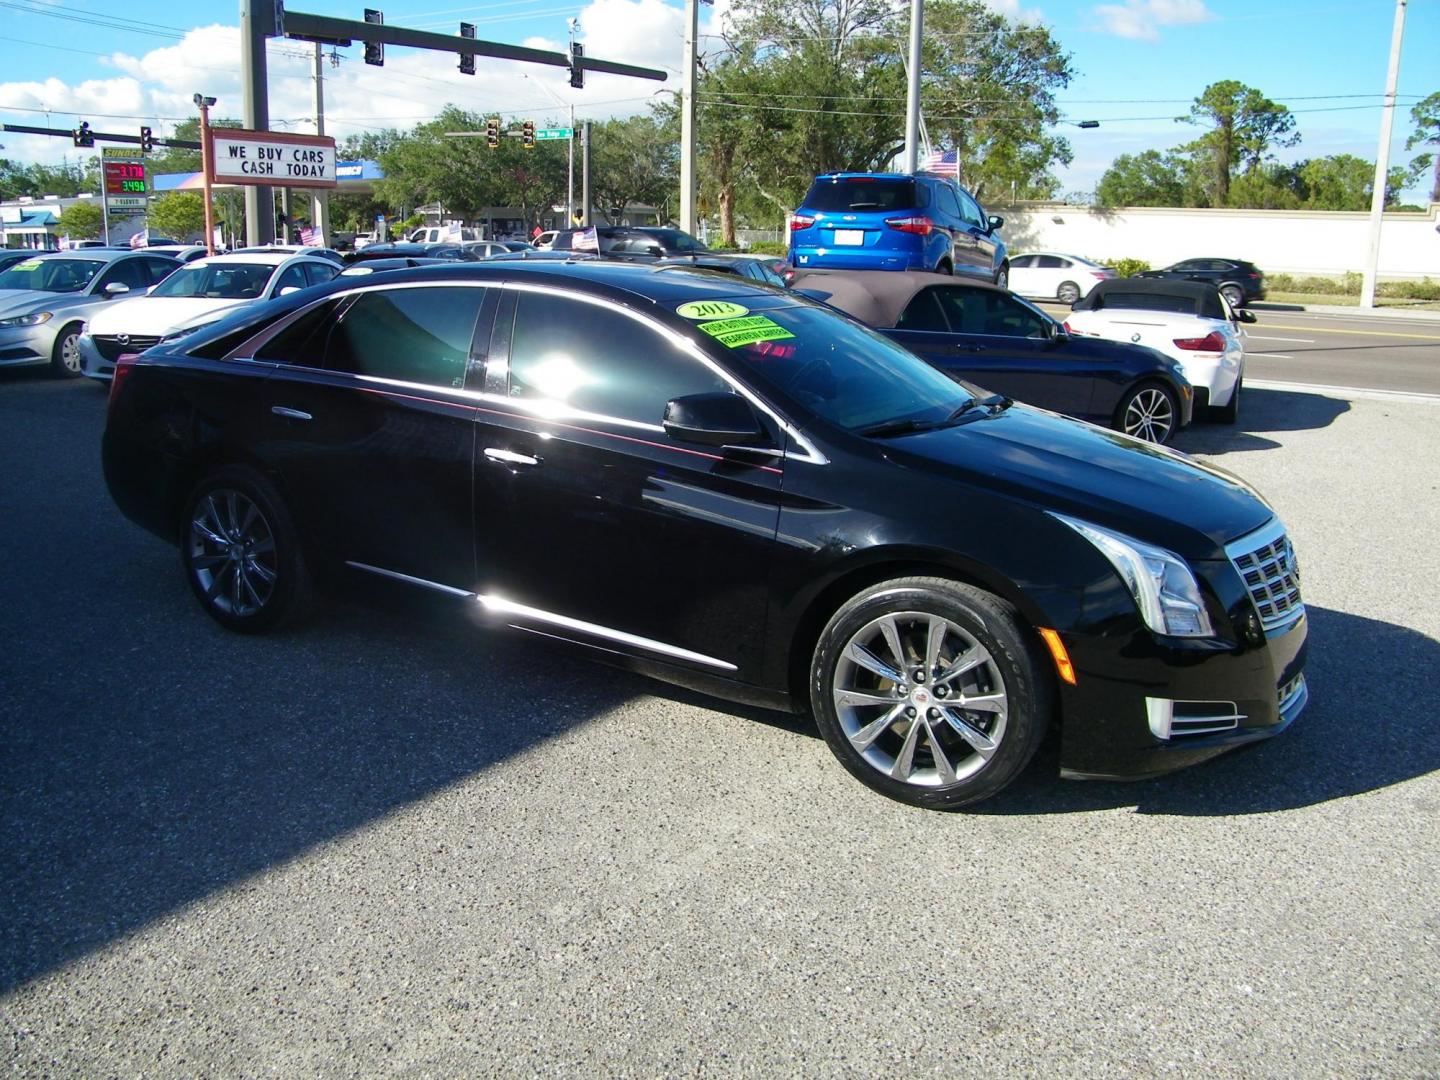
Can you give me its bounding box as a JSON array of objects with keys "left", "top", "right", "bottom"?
[{"left": 501, "top": 280, "right": 828, "bottom": 465}]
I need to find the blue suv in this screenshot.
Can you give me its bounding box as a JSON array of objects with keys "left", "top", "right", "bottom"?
[{"left": 789, "top": 172, "right": 1009, "bottom": 286}]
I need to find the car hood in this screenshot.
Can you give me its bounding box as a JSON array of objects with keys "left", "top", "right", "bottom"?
[
  {"left": 0, "top": 289, "right": 97, "bottom": 317},
  {"left": 878, "top": 404, "right": 1271, "bottom": 558},
  {"left": 86, "top": 296, "right": 244, "bottom": 336}
]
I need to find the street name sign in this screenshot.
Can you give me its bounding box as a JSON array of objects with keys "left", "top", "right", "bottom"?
[{"left": 534, "top": 128, "right": 572, "bottom": 140}]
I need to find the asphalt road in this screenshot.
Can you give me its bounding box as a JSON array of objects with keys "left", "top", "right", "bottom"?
[{"left": 2, "top": 367, "right": 1437, "bottom": 1077}]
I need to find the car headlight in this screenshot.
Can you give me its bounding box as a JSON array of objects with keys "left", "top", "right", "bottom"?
[
  {"left": 1050, "top": 514, "right": 1215, "bottom": 638},
  {"left": 0, "top": 311, "right": 53, "bottom": 328}
]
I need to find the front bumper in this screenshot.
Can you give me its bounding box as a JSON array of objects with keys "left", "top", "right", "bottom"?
[
  {"left": 78, "top": 333, "right": 114, "bottom": 382},
  {"left": 1056, "top": 610, "right": 1308, "bottom": 781},
  {"left": 0, "top": 322, "right": 57, "bottom": 368}
]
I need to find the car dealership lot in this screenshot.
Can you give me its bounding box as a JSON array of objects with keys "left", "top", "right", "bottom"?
[{"left": 2, "top": 371, "right": 1436, "bottom": 1075}]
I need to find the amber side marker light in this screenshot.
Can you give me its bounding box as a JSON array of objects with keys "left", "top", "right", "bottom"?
[{"left": 1038, "top": 628, "right": 1076, "bottom": 685}]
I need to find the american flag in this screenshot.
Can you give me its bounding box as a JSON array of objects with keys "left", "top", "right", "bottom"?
[
  {"left": 923, "top": 149, "right": 960, "bottom": 178},
  {"left": 128, "top": 228, "right": 148, "bottom": 249},
  {"left": 300, "top": 226, "right": 322, "bottom": 247}
]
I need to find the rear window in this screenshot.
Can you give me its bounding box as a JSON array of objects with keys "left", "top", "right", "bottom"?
[
  {"left": 802, "top": 178, "right": 917, "bottom": 213},
  {"left": 1097, "top": 291, "right": 1198, "bottom": 316}
]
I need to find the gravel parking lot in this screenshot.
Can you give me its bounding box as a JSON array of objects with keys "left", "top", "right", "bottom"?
[{"left": 2, "top": 372, "right": 1436, "bottom": 1077}]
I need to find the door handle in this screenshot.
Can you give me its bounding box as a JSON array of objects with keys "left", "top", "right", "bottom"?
[
  {"left": 484, "top": 447, "right": 540, "bottom": 467},
  {"left": 271, "top": 406, "right": 312, "bottom": 421}
]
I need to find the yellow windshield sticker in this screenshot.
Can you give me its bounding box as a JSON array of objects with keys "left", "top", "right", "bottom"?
[
  {"left": 676, "top": 300, "right": 749, "bottom": 320},
  {"left": 694, "top": 314, "right": 796, "bottom": 349},
  {"left": 12, "top": 260, "right": 42, "bottom": 271}
]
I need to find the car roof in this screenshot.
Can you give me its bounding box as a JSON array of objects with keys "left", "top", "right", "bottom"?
[
  {"left": 189, "top": 252, "right": 304, "bottom": 267},
  {"left": 1077, "top": 278, "right": 1228, "bottom": 319},
  {"left": 1016, "top": 252, "right": 1099, "bottom": 262},
  {"left": 789, "top": 269, "right": 999, "bottom": 328},
  {"left": 30, "top": 248, "right": 145, "bottom": 264},
  {"left": 812, "top": 172, "right": 917, "bottom": 182}
]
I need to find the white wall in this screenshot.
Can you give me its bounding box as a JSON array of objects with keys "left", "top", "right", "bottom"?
[{"left": 996, "top": 203, "right": 1440, "bottom": 280}]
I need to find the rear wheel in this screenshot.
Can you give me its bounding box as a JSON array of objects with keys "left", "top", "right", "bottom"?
[
  {"left": 50, "top": 323, "right": 84, "bottom": 378},
  {"left": 1220, "top": 284, "right": 1245, "bottom": 309},
  {"left": 1056, "top": 281, "right": 1081, "bottom": 305},
  {"left": 994, "top": 264, "right": 1010, "bottom": 290},
  {"left": 1212, "top": 376, "right": 1241, "bottom": 424},
  {"left": 181, "top": 466, "right": 312, "bottom": 633},
  {"left": 1115, "top": 381, "right": 1178, "bottom": 444},
  {"left": 810, "top": 577, "right": 1051, "bottom": 809}
]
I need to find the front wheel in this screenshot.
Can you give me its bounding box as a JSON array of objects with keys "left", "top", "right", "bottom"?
[
  {"left": 994, "top": 264, "right": 1009, "bottom": 290},
  {"left": 50, "top": 323, "right": 84, "bottom": 378},
  {"left": 1056, "top": 281, "right": 1080, "bottom": 305},
  {"left": 1211, "top": 376, "right": 1241, "bottom": 424},
  {"left": 1115, "top": 381, "right": 1178, "bottom": 444},
  {"left": 810, "top": 577, "right": 1052, "bottom": 809},
  {"left": 181, "top": 466, "right": 312, "bottom": 633}
]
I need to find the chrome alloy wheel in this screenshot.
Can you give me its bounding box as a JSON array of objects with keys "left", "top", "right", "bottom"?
[
  {"left": 60, "top": 332, "right": 82, "bottom": 374},
  {"left": 1122, "top": 387, "right": 1174, "bottom": 443},
  {"left": 187, "top": 489, "right": 278, "bottom": 618},
  {"left": 832, "top": 611, "right": 1009, "bottom": 787}
]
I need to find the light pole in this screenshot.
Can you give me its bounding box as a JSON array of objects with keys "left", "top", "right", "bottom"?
[
  {"left": 194, "top": 93, "right": 218, "bottom": 255},
  {"left": 1361, "top": 0, "right": 1408, "bottom": 309},
  {"left": 903, "top": 0, "right": 924, "bottom": 174}
]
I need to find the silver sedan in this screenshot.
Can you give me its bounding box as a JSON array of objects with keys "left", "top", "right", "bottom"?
[{"left": 0, "top": 250, "right": 180, "bottom": 377}]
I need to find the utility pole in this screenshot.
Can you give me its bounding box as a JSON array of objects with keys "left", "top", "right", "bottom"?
[
  {"left": 679, "top": 0, "right": 698, "bottom": 232},
  {"left": 568, "top": 104, "right": 576, "bottom": 226},
  {"left": 1360, "top": 0, "right": 1407, "bottom": 309},
  {"left": 239, "top": 0, "right": 275, "bottom": 245},
  {"left": 581, "top": 120, "right": 592, "bottom": 226},
  {"left": 903, "top": 0, "right": 923, "bottom": 174},
  {"left": 196, "top": 95, "right": 218, "bottom": 255},
  {"left": 312, "top": 43, "right": 331, "bottom": 247}
]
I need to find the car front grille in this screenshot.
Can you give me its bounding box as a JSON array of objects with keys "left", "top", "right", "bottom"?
[
  {"left": 1226, "top": 520, "right": 1304, "bottom": 633},
  {"left": 93, "top": 335, "right": 161, "bottom": 361}
]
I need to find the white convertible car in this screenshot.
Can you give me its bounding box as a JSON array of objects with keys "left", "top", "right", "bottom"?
[
  {"left": 79, "top": 252, "right": 339, "bottom": 381},
  {"left": 1063, "top": 278, "right": 1253, "bottom": 423}
]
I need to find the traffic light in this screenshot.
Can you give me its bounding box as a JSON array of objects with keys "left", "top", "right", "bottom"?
[
  {"left": 364, "top": 8, "right": 384, "bottom": 66},
  {"left": 458, "top": 22, "right": 475, "bottom": 75},
  {"left": 569, "top": 42, "right": 584, "bottom": 89},
  {"left": 485, "top": 117, "right": 500, "bottom": 149},
  {"left": 522, "top": 120, "right": 535, "bottom": 149},
  {"left": 139, "top": 125, "right": 154, "bottom": 153},
  {"left": 72, "top": 121, "right": 93, "bottom": 148}
]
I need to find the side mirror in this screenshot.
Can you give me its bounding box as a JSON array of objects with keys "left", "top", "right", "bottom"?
[
  {"left": 1047, "top": 321, "right": 1069, "bottom": 344},
  {"left": 102, "top": 282, "right": 130, "bottom": 298},
  {"left": 663, "top": 392, "right": 769, "bottom": 448},
  {"left": 278, "top": 286, "right": 301, "bottom": 296},
  {"left": 987, "top": 215, "right": 1005, "bottom": 232},
  {"left": 1070, "top": 299, "right": 1083, "bottom": 311},
  {"left": 1237, "top": 310, "right": 1257, "bottom": 324}
]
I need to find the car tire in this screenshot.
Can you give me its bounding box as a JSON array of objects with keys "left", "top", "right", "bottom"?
[
  {"left": 1056, "top": 281, "right": 1081, "bottom": 305},
  {"left": 181, "top": 466, "right": 313, "bottom": 634},
  {"left": 1211, "top": 377, "right": 1241, "bottom": 424},
  {"left": 994, "top": 264, "right": 1009, "bottom": 290},
  {"left": 1115, "top": 381, "right": 1179, "bottom": 444},
  {"left": 49, "top": 323, "right": 84, "bottom": 379},
  {"left": 1220, "top": 284, "right": 1245, "bottom": 309},
  {"left": 810, "top": 577, "right": 1052, "bottom": 810}
]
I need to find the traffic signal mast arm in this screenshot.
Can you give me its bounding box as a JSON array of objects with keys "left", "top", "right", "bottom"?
[{"left": 1, "top": 122, "right": 199, "bottom": 150}]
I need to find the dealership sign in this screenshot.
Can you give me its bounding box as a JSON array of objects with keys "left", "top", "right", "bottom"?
[{"left": 207, "top": 129, "right": 338, "bottom": 189}]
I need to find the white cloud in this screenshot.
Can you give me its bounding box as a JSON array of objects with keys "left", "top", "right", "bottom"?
[{"left": 1091, "top": 0, "right": 1213, "bottom": 40}]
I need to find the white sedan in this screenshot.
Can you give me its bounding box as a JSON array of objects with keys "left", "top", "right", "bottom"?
[
  {"left": 79, "top": 252, "right": 339, "bottom": 381},
  {"left": 1008, "top": 252, "right": 1116, "bottom": 305},
  {"left": 1062, "top": 278, "right": 1250, "bottom": 422}
]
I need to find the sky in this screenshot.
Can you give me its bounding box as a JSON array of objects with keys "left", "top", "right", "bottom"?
[{"left": 1, "top": 0, "right": 1437, "bottom": 203}]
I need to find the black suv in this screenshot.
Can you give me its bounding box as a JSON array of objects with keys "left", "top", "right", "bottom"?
[
  {"left": 1136, "top": 258, "right": 1267, "bottom": 308},
  {"left": 102, "top": 262, "right": 1307, "bottom": 809}
]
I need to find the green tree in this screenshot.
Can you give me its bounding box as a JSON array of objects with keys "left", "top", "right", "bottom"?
[
  {"left": 56, "top": 200, "right": 103, "bottom": 239},
  {"left": 146, "top": 117, "right": 243, "bottom": 180},
  {"left": 590, "top": 115, "right": 677, "bottom": 224},
  {"left": 1176, "top": 80, "right": 1299, "bottom": 206},
  {"left": 1404, "top": 91, "right": 1439, "bottom": 203},
  {"left": 147, "top": 192, "right": 208, "bottom": 240},
  {"left": 1095, "top": 150, "right": 1191, "bottom": 207}
]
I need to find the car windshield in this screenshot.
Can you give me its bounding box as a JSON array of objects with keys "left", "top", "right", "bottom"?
[
  {"left": 705, "top": 300, "right": 975, "bottom": 432},
  {"left": 150, "top": 263, "right": 276, "bottom": 299},
  {"left": 802, "top": 177, "right": 916, "bottom": 213},
  {"left": 1098, "top": 291, "right": 1199, "bottom": 316},
  {"left": 0, "top": 258, "right": 102, "bottom": 294},
  {"left": 643, "top": 228, "right": 708, "bottom": 253}
]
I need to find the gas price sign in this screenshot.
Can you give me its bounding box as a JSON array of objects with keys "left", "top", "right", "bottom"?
[{"left": 102, "top": 148, "right": 147, "bottom": 213}]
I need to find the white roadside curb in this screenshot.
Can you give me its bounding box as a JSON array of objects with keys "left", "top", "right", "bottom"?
[{"left": 1245, "top": 378, "right": 1440, "bottom": 405}]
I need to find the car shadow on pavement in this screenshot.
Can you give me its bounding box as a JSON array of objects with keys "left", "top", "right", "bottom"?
[
  {"left": 1171, "top": 386, "right": 1350, "bottom": 456},
  {"left": 977, "top": 604, "right": 1438, "bottom": 817}
]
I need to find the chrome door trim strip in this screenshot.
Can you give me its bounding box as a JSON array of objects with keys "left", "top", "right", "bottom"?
[{"left": 345, "top": 561, "right": 738, "bottom": 671}]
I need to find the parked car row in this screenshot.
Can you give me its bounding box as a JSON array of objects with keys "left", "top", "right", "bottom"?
[{"left": 99, "top": 260, "right": 1308, "bottom": 810}]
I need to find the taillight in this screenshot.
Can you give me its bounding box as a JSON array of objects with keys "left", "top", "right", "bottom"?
[
  {"left": 1247, "top": 272, "right": 1260, "bottom": 279},
  {"left": 1173, "top": 331, "right": 1227, "bottom": 352},
  {"left": 884, "top": 215, "right": 933, "bottom": 235},
  {"left": 790, "top": 214, "right": 815, "bottom": 231},
  {"left": 1062, "top": 320, "right": 1074, "bottom": 333},
  {"left": 108, "top": 354, "right": 138, "bottom": 416},
  {"left": 1090, "top": 271, "right": 1107, "bottom": 279}
]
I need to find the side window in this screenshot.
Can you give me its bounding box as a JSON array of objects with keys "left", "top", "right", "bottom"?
[
  {"left": 323, "top": 287, "right": 484, "bottom": 388},
  {"left": 957, "top": 191, "right": 984, "bottom": 228},
  {"left": 271, "top": 264, "right": 309, "bottom": 295},
  {"left": 895, "top": 289, "right": 951, "bottom": 332},
  {"left": 98, "top": 258, "right": 149, "bottom": 291},
  {"left": 1037, "top": 255, "right": 1065, "bottom": 269},
  {"left": 936, "top": 185, "right": 963, "bottom": 222},
  {"left": 935, "top": 288, "right": 1050, "bottom": 338},
  {"left": 1009, "top": 255, "right": 1035, "bottom": 269},
  {"left": 253, "top": 298, "right": 348, "bottom": 365},
  {"left": 143, "top": 258, "right": 178, "bottom": 285},
  {"left": 303, "top": 262, "right": 338, "bottom": 287},
  {"left": 1171, "top": 260, "right": 1200, "bottom": 272},
  {"left": 507, "top": 291, "right": 728, "bottom": 425}
]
